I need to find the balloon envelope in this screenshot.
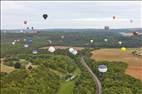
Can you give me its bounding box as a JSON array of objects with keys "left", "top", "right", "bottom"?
[
  {"left": 98, "top": 65, "right": 108, "bottom": 73},
  {"left": 118, "top": 41, "right": 122, "bottom": 45},
  {"left": 24, "top": 44, "right": 29, "bottom": 48},
  {"left": 104, "top": 38, "right": 108, "bottom": 42},
  {"left": 12, "top": 42, "right": 16, "bottom": 45},
  {"left": 69, "top": 48, "right": 74, "bottom": 53},
  {"left": 113, "top": 16, "right": 116, "bottom": 19},
  {"left": 32, "top": 50, "right": 38, "bottom": 54},
  {"left": 43, "top": 14, "right": 48, "bottom": 20},
  {"left": 72, "top": 50, "right": 78, "bottom": 55},
  {"left": 48, "top": 46, "right": 56, "bottom": 53},
  {"left": 121, "top": 47, "right": 126, "bottom": 52},
  {"left": 24, "top": 21, "right": 27, "bottom": 24},
  {"left": 90, "top": 40, "right": 94, "bottom": 43}
]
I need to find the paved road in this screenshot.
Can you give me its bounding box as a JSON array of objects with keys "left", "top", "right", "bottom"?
[{"left": 80, "top": 57, "right": 102, "bottom": 94}]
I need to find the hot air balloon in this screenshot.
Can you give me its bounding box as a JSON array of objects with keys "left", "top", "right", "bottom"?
[
  {"left": 118, "top": 41, "right": 122, "bottom": 45},
  {"left": 69, "top": 48, "right": 74, "bottom": 53},
  {"left": 132, "top": 32, "right": 139, "bottom": 36},
  {"left": 130, "top": 19, "right": 133, "bottom": 23},
  {"left": 104, "top": 38, "right": 108, "bottom": 42},
  {"left": 121, "top": 47, "right": 126, "bottom": 52},
  {"left": 48, "top": 46, "right": 56, "bottom": 53},
  {"left": 72, "top": 50, "right": 78, "bottom": 55},
  {"left": 43, "top": 14, "right": 48, "bottom": 20},
  {"left": 90, "top": 40, "right": 94, "bottom": 43},
  {"left": 12, "top": 42, "right": 16, "bottom": 45},
  {"left": 24, "top": 21, "right": 27, "bottom": 24},
  {"left": 26, "top": 27, "right": 29, "bottom": 30},
  {"left": 24, "top": 44, "right": 29, "bottom": 48},
  {"left": 32, "top": 50, "right": 38, "bottom": 54},
  {"left": 113, "top": 16, "right": 116, "bottom": 20},
  {"left": 98, "top": 65, "right": 108, "bottom": 73},
  {"left": 104, "top": 26, "right": 109, "bottom": 30},
  {"left": 31, "top": 27, "right": 34, "bottom": 30},
  {"left": 48, "top": 40, "right": 52, "bottom": 44}
]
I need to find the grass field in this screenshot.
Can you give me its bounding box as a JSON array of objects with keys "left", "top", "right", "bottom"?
[{"left": 91, "top": 48, "right": 142, "bottom": 81}]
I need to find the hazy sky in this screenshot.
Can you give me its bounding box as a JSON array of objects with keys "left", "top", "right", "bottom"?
[{"left": 1, "top": 1, "right": 142, "bottom": 29}]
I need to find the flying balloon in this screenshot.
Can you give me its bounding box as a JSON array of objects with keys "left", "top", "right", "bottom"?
[
  {"left": 98, "top": 65, "right": 108, "bottom": 73},
  {"left": 121, "top": 47, "right": 126, "bottom": 52},
  {"left": 24, "top": 44, "right": 29, "bottom": 48},
  {"left": 12, "top": 42, "right": 16, "bottom": 45},
  {"left": 69, "top": 48, "right": 74, "bottom": 53},
  {"left": 32, "top": 50, "right": 38, "bottom": 54},
  {"left": 113, "top": 16, "right": 116, "bottom": 20},
  {"left": 130, "top": 20, "right": 133, "bottom": 23},
  {"left": 90, "top": 40, "right": 94, "bottom": 43},
  {"left": 48, "top": 46, "right": 56, "bottom": 53},
  {"left": 118, "top": 41, "right": 122, "bottom": 45},
  {"left": 43, "top": 14, "right": 48, "bottom": 20},
  {"left": 31, "top": 27, "right": 34, "bottom": 30},
  {"left": 104, "top": 26, "right": 109, "bottom": 30},
  {"left": 132, "top": 32, "right": 139, "bottom": 36},
  {"left": 72, "top": 50, "right": 78, "bottom": 55},
  {"left": 48, "top": 40, "right": 52, "bottom": 44},
  {"left": 24, "top": 21, "right": 27, "bottom": 24},
  {"left": 104, "top": 38, "right": 108, "bottom": 42}
]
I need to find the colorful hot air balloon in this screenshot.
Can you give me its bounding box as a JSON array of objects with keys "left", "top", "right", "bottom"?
[{"left": 43, "top": 14, "right": 48, "bottom": 20}]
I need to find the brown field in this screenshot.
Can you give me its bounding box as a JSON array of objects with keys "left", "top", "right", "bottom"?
[
  {"left": 1, "top": 58, "right": 15, "bottom": 73},
  {"left": 91, "top": 48, "right": 142, "bottom": 81},
  {"left": 39, "top": 46, "right": 84, "bottom": 51}
]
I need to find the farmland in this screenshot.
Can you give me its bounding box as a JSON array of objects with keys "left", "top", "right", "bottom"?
[{"left": 91, "top": 48, "right": 142, "bottom": 81}]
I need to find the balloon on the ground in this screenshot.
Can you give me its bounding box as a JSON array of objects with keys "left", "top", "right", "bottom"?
[
  {"left": 98, "top": 65, "right": 108, "bottom": 73},
  {"left": 48, "top": 46, "right": 56, "bottom": 53},
  {"left": 43, "top": 14, "right": 48, "bottom": 20}
]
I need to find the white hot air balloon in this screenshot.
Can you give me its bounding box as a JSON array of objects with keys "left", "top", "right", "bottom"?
[
  {"left": 32, "top": 50, "right": 38, "bottom": 54},
  {"left": 72, "top": 50, "right": 78, "bottom": 55},
  {"left": 12, "top": 42, "right": 16, "bottom": 45},
  {"left": 118, "top": 41, "right": 122, "bottom": 45},
  {"left": 98, "top": 65, "right": 108, "bottom": 73},
  {"left": 104, "top": 38, "right": 108, "bottom": 42},
  {"left": 61, "top": 35, "right": 64, "bottom": 39},
  {"left": 48, "top": 46, "right": 56, "bottom": 53},
  {"left": 24, "top": 44, "right": 29, "bottom": 48},
  {"left": 69, "top": 48, "right": 74, "bottom": 53},
  {"left": 90, "top": 40, "right": 94, "bottom": 43}
]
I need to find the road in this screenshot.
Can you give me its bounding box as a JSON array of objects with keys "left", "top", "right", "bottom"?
[{"left": 80, "top": 57, "right": 102, "bottom": 94}]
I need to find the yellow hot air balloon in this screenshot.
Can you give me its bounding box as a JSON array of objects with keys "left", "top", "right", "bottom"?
[{"left": 121, "top": 47, "right": 126, "bottom": 52}]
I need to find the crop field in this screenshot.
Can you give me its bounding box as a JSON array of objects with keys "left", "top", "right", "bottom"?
[{"left": 91, "top": 48, "right": 142, "bottom": 81}]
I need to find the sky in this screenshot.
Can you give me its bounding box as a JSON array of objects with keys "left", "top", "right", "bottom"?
[{"left": 1, "top": 1, "right": 142, "bottom": 29}]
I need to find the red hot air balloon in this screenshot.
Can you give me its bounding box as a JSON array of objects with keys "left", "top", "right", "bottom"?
[
  {"left": 24, "top": 21, "right": 27, "bottom": 24},
  {"left": 43, "top": 14, "right": 48, "bottom": 20}
]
